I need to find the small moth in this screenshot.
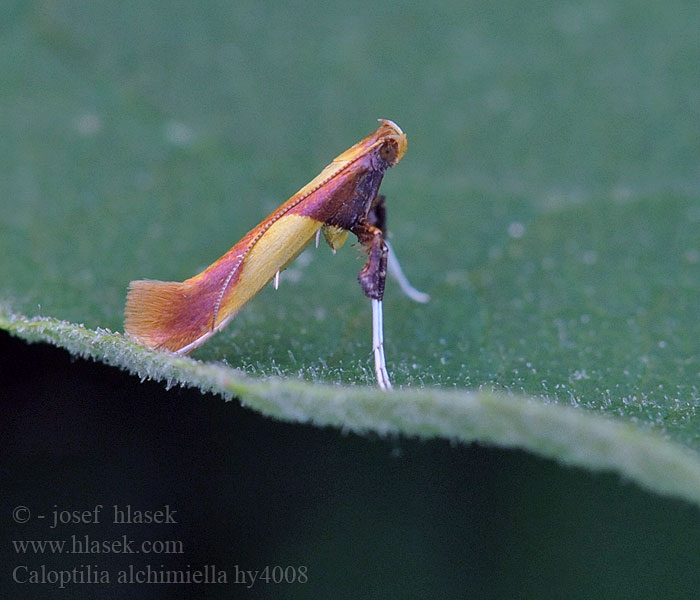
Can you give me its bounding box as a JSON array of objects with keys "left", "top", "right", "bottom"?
[{"left": 124, "top": 119, "right": 428, "bottom": 389}]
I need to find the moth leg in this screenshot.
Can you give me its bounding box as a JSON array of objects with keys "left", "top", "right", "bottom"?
[
  {"left": 353, "top": 219, "right": 391, "bottom": 390},
  {"left": 372, "top": 298, "right": 391, "bottom": 390},
  {"left": 367, "top": 194, "right": 388, "bottom": 235},
  {"left": 386, "top": 241, "right": 430, "bottom": 303},
  {"left": 353, "top": 221, "right": 388, "bottom": 302},
  {"left": 368, "top": 195, "right": 430, "bottom": 304},
  {"left": 273, "top": 270, "right": 280, "bottom": 290}
]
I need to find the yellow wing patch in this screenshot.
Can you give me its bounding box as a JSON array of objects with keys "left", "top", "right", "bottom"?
[{"left": 215, "top": 214, "right": 322, "bottom": 327}]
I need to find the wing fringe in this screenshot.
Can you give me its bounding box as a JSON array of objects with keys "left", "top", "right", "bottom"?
[{"left": 124, "top": 279, "right": 204, "bottom": 352}]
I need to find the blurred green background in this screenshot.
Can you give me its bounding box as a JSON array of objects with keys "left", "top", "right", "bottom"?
[
  {"left": 2, "top": 0, "right": 700, "bottom": 596},
  {"left": 2, "top": 0, "right": 700, "bottom": 418}
]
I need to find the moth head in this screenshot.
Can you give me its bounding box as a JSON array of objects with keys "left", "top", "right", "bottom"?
[{"left": 376, "top": 119, "right": 407, "bottom": 167}]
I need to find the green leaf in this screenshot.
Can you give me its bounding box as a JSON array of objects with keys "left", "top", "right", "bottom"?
[{"left": 2, "top": 1, "right": 700, "bottom": 504}]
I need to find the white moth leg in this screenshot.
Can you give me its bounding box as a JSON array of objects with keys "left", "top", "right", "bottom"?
[
  {"left": 385, "top": 240, "right": 430, "bottom": 303},
  {"left": 273, "top": 270, "right": 280, "bottom": 290},
  {"left": 372, "top": 298, "right": 392, "bottom": 390},
  {"left": 315, "top": 228, "right": 321, "bottom": 248}
]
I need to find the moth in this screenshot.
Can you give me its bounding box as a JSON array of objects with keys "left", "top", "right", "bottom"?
[{"left": 124, "top": 119, "right": 428, "bottom": 389}]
